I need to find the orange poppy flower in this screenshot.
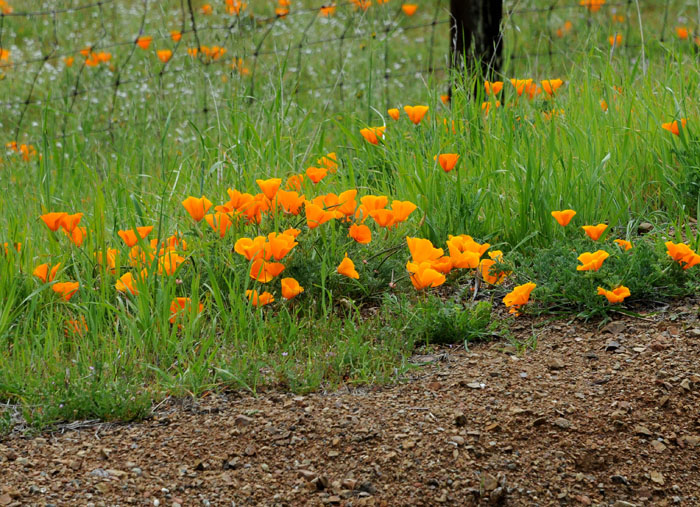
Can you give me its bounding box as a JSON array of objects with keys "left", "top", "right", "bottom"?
[
  {"left": 158, "top": 252, "right": 185, "bottom": 276},
  {"left": 2, "top": 242, "right": 21, "bottom": 255},
  {"left": 157, "top": 50, "right": 172, "bottom": 63},
  {"left": 64, "top": 56, "right": 74, "bottom": 67},
  {"left": 53, "top": 281, "right": 79, "bottom": 301},
  {"left": 524, "top": 82, "right": 541, "bottom": 100},
  {"left": 170, "top": 30, "right": 182, "bottom": 42},
  {"left": 429, "top": 256, "right": 453, "bottom": 275},
  {"left": 250, "top": 259, "right": 285, "bottom": 283},
  {"left": 337, "top": 253, "right": 359, "bottom": 279},
  {"left": 580, "top": 0, "right": 605, "bottom": 12},
  {"left": 33, "top": 263, "right": 61, "bottom": 283},
  {"left": 286, "top": 174, "right": 305, "bottom": 191},
  {"left": 436, "top": 153, "right": 459, "bottom": 173},
  {"left": 676, "top": 27, "right": 689, "bottom": 40},
  {"left": 388, "top": 108, "right": 400, "bottom": 121},
  {"left": 57, "top": 213, "right": 83, "bottom": 233},
  {"left": 200, "top": 3, "right": 213, "bottom": 14},
  {"left": 608, "top": 34, "right": 622, "bottom": 46},
  {"left": 317, "top": 152, "right": 338, "bottom": 172},
  {"left": 95, "top": 248, "right": 119, "bottom": 273},
  {"left": 319, "top": 4, "right": 336, "bottom": 16},
  {"left": 661, "top": 118, "right": 687, "bottom": 136},
  {"left": 576, "top": 250, "right": 609, "bottom": 271},
  {"left": 116, "top": 272, "right": 139, "bottom": 295},
  {"left": 182, "top": 196, "right": 212, "bottom": 222},
  {"left": 136, "top": 36, "right": 152, "bottom": 50},
  {"left": 510, "top": 78, "right": 533, "bottom": 96},
  {"left": 275, "top": 7, "right": 289, "bottom": 17},
  {"left": 306, "top": 167, "right": 328, "bottom": 184},
  {"left": 226, "top": 0, "right": 247, "bottom": 15},
  {"left": 65, "top": 317, "right": 88, "bottom": 337},
  {"left": 360, "top": 126, "right": 386, "bottom": 145},
  {"left": 551, "top": 209, "right": 576, "bottom": 226},
  {"left": 96, "top": 52, "right": 111, "bottom": 63},
  {"left": 187, "top": 47, "right": 199, "bottom": 58},
  {"left": 256, "top": 178, "right": 282, "bottom": 201},
  {"left": 369, "top": 209, "right": 395, "bottom": 228},
  {"left": 403, "top": 105, "right": 429, "bottom": 125},
  {"left": 440, "top": 94, "right": 450, "bottom": 104},
  {"left": 401, "top": 3, "right": 418, "bottom": 15},
  {"left": 204, "top": 212, "right": 233, "bottom": 238},
  {"left": 481, "top": 101, "right": 501, "bottom": 114},
  {"left": 234, "top": 236, "right": 266, "bottom": 261},
  {"left": 597, "top": 286, "right": 630, "bottom": 304},
  {"left": 349, "top": 224, "right": 372, "bottom": 244},
  {"left": 40, "top": 212, "right": 68, "bottom": 232},
  {"left": 665, "top": 241, "right": 700, "bottom": 269},
  {"left": 246, "top": 290, "right": 274, "bottom": 307},
  {"left": 406, "top": 261, "right": 446, "bottom": 290},
  {"left": 360, "top": 195, "right": 388, "bottom": 212},
  {"left": 540, "top": 79, "right": 564, "bottom": 96},
  {"left": 276, "top": 190, "right": 305, "bottom": 215},
  {"left": 64, "top": 226, "right": 87, "bottom": 247},
  {"left": 614, "top": 239, "right": 632, "bottom": 251},
  {"left": 600, "top": 99, "right": 608, "bottom": 112},
  {"left": 582, "top": 224, "right": 607, "bottom": 241},
  {"left": 169, "top": 297, "right": 204, "bottom": 324},
  {"left": 305, "top": 202, "right": 341, "bottom": 229},
  {"left": 406, "top": 237, "right": 443, "bottom": 264},
  {"left": 284, "top": 228, "right": 301, "bottom": 238},
  {"left": 447, "top": 234, "right": 489, "bottom": 269},
  {"left": 479, "top": 254, "right": 507, "bottom": 285},
  {"left": 118, "top": 226, "right": 153, "bottom": 247},
  {"left": 281, "top": 277, "right": 304, "bottom": 300},
  {"left": 266, "top": 232, "right": 298, "bottom": 260},
  {"left": 503, "top": 282, "right": 536, "bottom": 315},
  {"left": 484, "top": 81, "right": 503, "bottom": 95},
  {"left": 390, "top": 200, "right": 417, "bottom": 223}
]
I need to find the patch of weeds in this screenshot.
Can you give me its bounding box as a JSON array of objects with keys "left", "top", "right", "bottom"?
[
  {"left": 672, "top": 137, "right": 700, "bottom": 215},
  {"left": 384, "top": 293, "right": 503, "bottom": 345}
]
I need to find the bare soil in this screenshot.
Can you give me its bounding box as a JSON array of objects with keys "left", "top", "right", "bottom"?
[{"left": 2, "top": 298, "right": 700, "bottom": 506}]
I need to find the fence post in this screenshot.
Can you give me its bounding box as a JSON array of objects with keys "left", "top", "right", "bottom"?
[{"left": 449, "top": 0, "right": 503, "bottom": 96}]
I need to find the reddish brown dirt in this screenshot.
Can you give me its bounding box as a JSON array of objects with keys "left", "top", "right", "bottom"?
[{"left": 1, "top": 298, "right": 700, "bottom": 506}]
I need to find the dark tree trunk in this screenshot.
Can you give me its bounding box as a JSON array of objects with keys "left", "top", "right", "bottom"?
[{"left": 449, "top": 0, "right": 503, "bottom": 97}]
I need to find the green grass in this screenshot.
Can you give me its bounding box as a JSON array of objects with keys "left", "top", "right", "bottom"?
[{"left": 1, "top": 0, "right": 700, "bottom": 430}]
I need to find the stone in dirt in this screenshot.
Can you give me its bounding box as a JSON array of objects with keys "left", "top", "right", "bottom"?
[
  {"left": 605, "top": 341, "right": 621, "bottom": 352},
  {"left": 455, "top": 412, "right": 467, "bottom": 427},
  {"left": 553, "top": 417, "right": 571, "bottom": 429},
  {"left": 603, "top": 321, "right": 626, "bottom": 335},
  {"left": 547, "top": 357, "right": 566, "bottom": 370},
  {"left": 650, "top": 471, "right": 665, "bottom": 485}
]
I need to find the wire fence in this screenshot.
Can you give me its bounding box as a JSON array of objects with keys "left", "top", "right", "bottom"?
[{"left": 0, "top": 0, "right": 696, "bottom": 150}]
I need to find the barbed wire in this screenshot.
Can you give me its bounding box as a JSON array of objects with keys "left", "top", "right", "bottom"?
[{"left": 0, "top": 0, "right": 696, "bottom": 147}]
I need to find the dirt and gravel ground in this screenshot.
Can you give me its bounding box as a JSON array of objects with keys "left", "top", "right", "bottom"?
[{"left": 1, "top": 298, "right": 699, "bottom": 506}]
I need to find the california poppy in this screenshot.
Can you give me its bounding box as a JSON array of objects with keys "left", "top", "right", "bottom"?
[
  {"left": 65, "top": 226, "right": 87, "bottom": 247},
  {"left": 403, "top": 105, "right": 429, "bottom": 125},
  {"left": 305, "top": 202, "right": 341, "bottom": 229},
  {"left": 349, "top": 224, "right": 372, "bottom": 244},
  {"left": 406, "top": 237, "right": 443, "bottom": 264},
  {"left": 369, "top": 209, "right": 395, "bottom": 228},
  {"left": 226, "top": 0, "right": 247, "bottom": 15},
  {"left": 235, "top": 236, "right": 267, "bottom": 260},
  {"left": 286, "top": 174, "right": 305, "bottom": 191},
  {"left": 95, "top": 248, "right": 118, "bottom": 273},
  {"left": 256, "top": 178, "right": 282, "bottom": 201},
  {"left": 510, "top": 78, "right": 533, "bottom": 97},
  {"left": 58, "top": 213, "right": 83, "bottom": 233},
  {"left": 246, "top": 290, "right": 274, "bottom": 307},
  {"left": 614, "top": 239, "right": 632, "bottom": 251},
  {"left": 337, "top": 253, "right": 359, "bottom": 279},
  {"left": 317, "top": 152, "right": 338, "bottom": 172},
  {"left": 360, "top": 126, "right": 386, "bottom": 145},
  {"left": 665, "top": 241, "right": 700, "bottom": 270},
  {"left": 551, "top": 209, "right": 576, "bottom": 226},
  {"left": 582, "top": 224, "right": 607, "bottom": 241},
  {"left": 484, "top": 81, "right": 503, "bottom": 95},
  {"left": 401, "top": 4, "right": 418, "bottom": 16},
  {"left": 182, "top": 196, "right": 213, "bottom": 222},
  {"left": 281, "top": 277, "right": 304, "bottom": 300},
  {"left": 169, "top": 297, "right": 204, "bottom": 323},
  {"left": 576, "top": 250, "right": 609, "bottom": 271},
  {"left": 118, "top": 226, "right": 153, "bottom": 247},
  {"left": 440, "top": 94, "right": 450, "bottom": 104},
  {"left": 597, "top": 286, "right": 630, "bottom": 304},
  {"left": 250, "top": 259, "right": 285, "bottom": 283},
  {"left": 447, "top": 234, "right": 489, "bottom": 269},
  {"left": 319, "top": 4, "right": 336, "bottom": 16},
  {"left": 580, "top": 0, "right": 605, "bottom": 12},
  {"left": 479, "top": 253, "right": 507, "bottom": 285},
  {"left": 390, "top": 200, "right": 417, "bottom": 223},
  {"left": 388, "top": 108, "right": 400, "bottom": 121},
  {"left": 33, "top": 263, "right": 61, "bottom": 283},
  {"left": 156, "top": 49, "right": 172, "bottom": 63},
  {"left": 64, "top": 56, "right": 74, "bottom": 67},
  {"left": 53, "top": 281, "right": 79, "bottom": 301},
  {"left": 608, "top": 34, "right": 622, "bottom": 46},
  {"left": 436, "top": 154, "right": 459, "bottom": 173},
  {"left": 676, "top": 27, "right": 689, "bottom": 40},
  {"left": 540, "top": 79, "right": 564, "bottom": 96},
  {"left": 661, "top": 119, "right": 687, "bottom": 136},
  {"left": 406, "top": 261, "right": 446, "bottom": 290},
  {"left": 306, "top": 167, "right": 328, "bottom": 184},
  {"left": 116, "top": 272, "right": 139, "bottom": 295},
  {"left": 136, "top": 36, "right": 152, "bottom": 50},
  {"left": 481, "top": 101, "right": 501, "bottom": 114},
  {"left": 204, "top": 212, "right": 233, "bottom": 238},
  {"left": 40, "top": 212, "right": 68, "bottom": 232},
  {"left": 170, "top": 30, "right": 182, "bottom": 42},
  {"left": 429, "top": 256, "right": 453, "bottom": 275},
  {"left": 266, "top": 232, "right": 298, "bottom": 260},
  {"left": 65, "top": 317, "right": 88, "bottom": 336},
  {"left": 200, "top": 3, "right": 213, "bottom": 14},
  {"left": 158, "top": 251, "right": 185, "bottom": 276},
  {"left": 503, "top": 282, "right": 536, "bottom": 315},
  {"left": 276, "top": 190, "right": 306, "bottom": 215}
]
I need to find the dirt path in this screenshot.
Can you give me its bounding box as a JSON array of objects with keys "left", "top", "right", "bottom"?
[{"left": 2, "top": 299, "right": 700, "bottom": 506}]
